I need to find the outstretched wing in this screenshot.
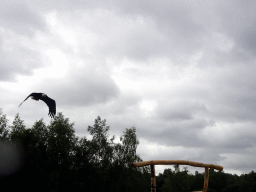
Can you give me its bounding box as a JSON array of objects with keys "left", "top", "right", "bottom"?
[
  {"left": 40, "top": 96, "right": 56, "bottom": 118},
  {"left": 18, "top": 93, "right": 33, "bottom": 107}
]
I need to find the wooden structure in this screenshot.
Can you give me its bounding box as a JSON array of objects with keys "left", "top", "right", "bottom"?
[{"left": 131, "top": 160, "right": 223, "bottom": 192}]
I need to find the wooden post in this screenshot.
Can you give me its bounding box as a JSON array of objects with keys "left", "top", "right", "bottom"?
[
  {"left": 151, "top": 164, "right": 156, "bottom": 192},
  {"left": 203, "top": 167, "right": 209, "bottom": 192}
]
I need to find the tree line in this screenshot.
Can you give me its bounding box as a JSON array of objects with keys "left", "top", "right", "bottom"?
[
  {"left": 156, "top": 165, "right": 256, "bottom": 192},
  {"left": 0, "top": 109, "right": 256, "bottom": 192}
]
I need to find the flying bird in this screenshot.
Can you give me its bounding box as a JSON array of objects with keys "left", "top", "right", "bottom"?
[{"left": 18, "top": 92, "right": 56, "bottom": 118}]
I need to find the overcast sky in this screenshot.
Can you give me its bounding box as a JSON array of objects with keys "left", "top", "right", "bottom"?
[{"left": 1, "top": 0, "right": 256, "bottom": 175}]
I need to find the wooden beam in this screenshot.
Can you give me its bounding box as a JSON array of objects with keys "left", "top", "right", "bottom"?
[{"left": 131, "top": 160, "right": 223, "bottom": 171}]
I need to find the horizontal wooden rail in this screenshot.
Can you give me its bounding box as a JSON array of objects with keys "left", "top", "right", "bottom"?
[{"left": 131, "top": 160, "right": 223, "bottom": 171}]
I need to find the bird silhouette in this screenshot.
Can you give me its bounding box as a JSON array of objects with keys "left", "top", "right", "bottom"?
[{"left": 19, "top": 92, "right": 56, "bottom": 118}]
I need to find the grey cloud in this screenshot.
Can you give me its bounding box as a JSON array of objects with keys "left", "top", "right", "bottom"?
[
  {"left": 135, "top": 118, "right": 210, "bottom": 149},
  {"left": 155, "top": 100, "right": 207, "bottom": 121},
  {"left": 197, "top": 1, "right": 256, "bottom": 68},
  {"left": 117, "top": 0, "right": 210, "bottom": 60},
  {"left": 26, "top": 0, "right": 208, "bottom": 61},
  {"left": 101, "top": 94, "right": 141, "bottom": 115},
  {"left": 215, "top": 0, "right": 256, "bottom": 53},
  {"left": 0, "top": 0, "right": 46, "bottom": 82},
  {"left": 220, "top": 151, "right": 256, "bottom": 173},
  {"left": 0, "top": 45, "right": 43, "bottom": 82},
  {"left": 123, "top": 0, "right": 205, "bottom": 36},
  {"left": 206, "top": 66, "right": 256, "bottom": 122},
  {"left": 0, "top": 35, "right": 44, "bottom": 82},
  {"left": 41, "top": 68, "right": 120, "bottom": 107},
  {"left": 220, "top": 136, "right": 256, "bottom": 150},
  {"left": 0, "top": 0, "right": 46, "bottom": 35}
]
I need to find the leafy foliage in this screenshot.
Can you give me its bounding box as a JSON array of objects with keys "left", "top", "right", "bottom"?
[
  {"left": 1, "top": 109, "right": 256, "bottom": 192},
  {"left": 114, "top": 127, "right": 142, "bottom": 167},
  {"left": 158, "top": 166, "right": 194, "bottom": 192},
  {"left": 0, "top": 109, "right": 9, "bottom": 139},
  {"left": 87, "top": 116, "right": 115, "bottom": 168},
  {"left": 0, "top": 111, "right": 150, "bottom": 192}
]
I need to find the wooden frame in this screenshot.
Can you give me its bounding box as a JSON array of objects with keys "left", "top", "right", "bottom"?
[{"left": 131, "top": 160, "right": 223, "bottom": 192}]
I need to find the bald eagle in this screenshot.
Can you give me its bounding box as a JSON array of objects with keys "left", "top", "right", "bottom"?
[{"left": 19, "top": 92, "right": 56, "bottom": 118}]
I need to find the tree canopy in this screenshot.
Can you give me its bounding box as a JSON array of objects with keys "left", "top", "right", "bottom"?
[{"left": 0, "top": 110, "right": 255, "bottom": 192}]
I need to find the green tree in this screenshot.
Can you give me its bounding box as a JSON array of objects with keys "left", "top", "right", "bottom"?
[
  {"left": 157, "top": 169, "right": 173, "bottom": 192},
  {"left": 73, "top": 137, "right": 92, "bottom": 169},
  {"left": 29, "top": 119, "right": 49, "bottom": 172},
  {"left": 107, "top": 126, "right": 150, "bottom": 192},
  {"left": 208, "top": 169, "right": 227, "bottom": 192},
  {"left": 161, "top": 166, "right": 194, "bottom": 192},
  {"left": 114, "top": 127, "right": 142, "bottom": 168},
  {"left": 47, "top": 112, "right": 77, "bottom": 166},
  {"left": 190, "top": 170, "right": 204, "bottom": 191},
  {"left": 239, "top": 171, "right": 256, "bottom": 192},
  {"left": 121, "top": 127, "right": 141, "bottom": 164},
  {"left": 174, "top": 164, "right": 180, "bottom": 172},
  {"left": 87, "top": 116, "right": 115, "bottom": 168},
  {"left": 0, "top": 113, "right": 152, "bottom": 192},
  {"left": 0, "top": 109, "right": 9, "bottom": 139},
  {"left": 72, "top": 136, "right": 98, "bottom": 190},
  {"left": 32, "top": 119, "right": 48, "bottom": 147},
  {"left": 10, "top": 113, "right": 26, "bottom": 141},
  {"left": 47, "top": 112, "right": 78, "bottom": 191},
  {"left": 0, "top": 117, "right": 23, "bottom": 177}
]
